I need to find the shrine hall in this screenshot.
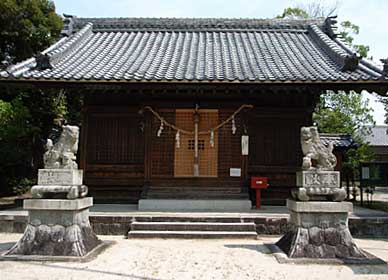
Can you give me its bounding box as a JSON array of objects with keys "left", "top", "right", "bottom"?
[{"left": 1, "top": 16, "right": 387, "bottom": 209}]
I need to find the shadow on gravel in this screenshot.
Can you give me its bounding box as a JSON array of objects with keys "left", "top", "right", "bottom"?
[
  {"left": 27, "top": 263, "right": 166, "bottom": 280},
  {"left": 224, "top": 244, "right": 271, "bottom": 254},
  {"left": 0, "top": 242, "right": 15, "bottom": 253},
  {"left": 348, "top": 264, "right": 388, "bottom": 275}
]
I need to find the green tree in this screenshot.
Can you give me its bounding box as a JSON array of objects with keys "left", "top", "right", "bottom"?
[
  {"left": 0, "top": 1, "right": 67, "bottom": 196},
  {"left": 276, "top": 8, "right": 309, "bottom": 19},
  {"left": 340, "top": 21, "right": 370, "bottom": 58},
  {"left": 0, "top": 0, "right": 63, "bottom": 63},
  {"left": 313, "top": 91, "right": 375, "bottom": 138},
  {"left": 313, "top": 92, "right": 375, "bottom": 176},
  {"left": 278, "top": 4, "right": 375, "bottom": 195},
  {"left": 277, "top": 3, "right": 369, "bottom": 58},
  {"left": 0, "top": 89, "right": 69, "bottom": 195}
]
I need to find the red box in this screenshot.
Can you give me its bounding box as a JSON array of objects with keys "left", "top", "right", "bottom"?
[
  {"left": 251, "top": 177, "right": 268, "bottom": 189},
  {"left": 250, "top": 176, "right": 268, "bottom": 209}
]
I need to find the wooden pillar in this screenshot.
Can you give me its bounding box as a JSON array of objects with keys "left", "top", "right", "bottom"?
[
  {"left": 80, "top": 106, "right": 88, "bottom": 170},
  {"left": 242, "top": 155, "right": 249, "bottom": 192},
  {"left": 193, "top": 109, "right": 200, "bottom": 177},
  {"left": 142, "top": 110, "right": 152, "bottom": 198},
  {"left": 241, "top": 110, "right": 249, "bottom": 193}
]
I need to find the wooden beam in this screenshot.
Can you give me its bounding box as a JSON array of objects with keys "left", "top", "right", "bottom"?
[
  {"left": 144, "top": 110, "right": 152, "bottom": 185},
  {"left": 80, "top": 106, "right": 88, "bottom": 170}
]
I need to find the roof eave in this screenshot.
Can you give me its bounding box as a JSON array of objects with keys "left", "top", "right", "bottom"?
[
  {"left": 1, "top": 77, "right": 387, "bottom": 84},
  {"left": 1, "top": 77, "right": 387, "bottom": 94}
]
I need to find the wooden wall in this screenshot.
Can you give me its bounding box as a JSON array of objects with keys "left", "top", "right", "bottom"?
[
  {"left": 150, "top": 109, "right": 175, "bottom": 178},
  {"left": 247, "top": 108, "right": 309, "bottom": 204},
  {"left": 82, "top": 106, "right": 145, "bottom": 203},
  {"left": 81, "top": 87, "right": 317, "bottom": 204}
]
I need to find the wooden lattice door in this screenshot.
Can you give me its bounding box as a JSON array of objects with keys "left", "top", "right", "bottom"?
[{"left": 174, "top": 109, "right": 218, "bottom": 177}]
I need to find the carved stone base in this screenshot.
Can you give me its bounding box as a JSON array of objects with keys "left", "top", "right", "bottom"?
[
  {"left": 38, "top": 169, "right": 83, "bottom": 185},
  {"left": 292, "top": 171, "right": 346, "bottom": 201},
  {"left": 6, "top": 198, "right": 101, "bottom": 257},
  {"left": 31, "top": 169, "right": 87, "bottom": 199},
  {"left": 276, "top": 199, "right": 366, "bottom": 259},
  {"left": 31, "top": 185, "right": 88, "bottom": 199}
]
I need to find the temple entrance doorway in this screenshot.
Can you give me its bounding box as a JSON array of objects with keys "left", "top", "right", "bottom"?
[{"left": 174, "top": 109, "right": 218, "bottom": 178}]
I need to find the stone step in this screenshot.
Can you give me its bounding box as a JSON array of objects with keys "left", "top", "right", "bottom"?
[
  {"left": 138, "top": 199, "right": 252, "bottom": 211},
  {"left": 128, "top": 230, "right": 258, "bottom": 239},
  {"left": 131, "top": 221, "right": 256, "bottom": 232},
  {"left": 149, "top": 187, "right": 242, "bottom": 192},
  {"left": 133, "top": 216, "right": 247, "bottom": 223},
  {"left": 148, "top": 189, "right": 243, "bottom": 194},
  {"left": 147, "top": 187, "right": 244, "bottom": 196},
  {"left": 149, "top": 181, "right": 241, "bottom": 188},
  {"left": 147, "top": 194, "right": 248, "bottom": 199}
]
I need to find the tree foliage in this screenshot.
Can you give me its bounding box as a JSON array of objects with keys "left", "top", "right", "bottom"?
[
  {"left": 276, "top": 8, "right": 309, "bottom": 19},
  {"left": 340, "top": 21, "right": 370, "bottom": 58},
  {"left": 0, "top": 1, "right": 68, "bottom": 195},
  {"left": 277, "top": 2, "right": 369, "bottom": 58},
  {"left": 0, "top": 0, "right": 63, "bottom": 63},
  {"left": 313, "top": 91, "right": 375, "bottom": 170},
  {"left": 313, "top": 91, "right": 375, "bottom": 138},
  {"left": 0, "top": 88, "right": 70, "bottom": 195},
  {"left": 313, "top": 90, "right": 375, "bottom": 177},
  {"left": 278, "top": 4, "right": 375, "bottom": 178}
]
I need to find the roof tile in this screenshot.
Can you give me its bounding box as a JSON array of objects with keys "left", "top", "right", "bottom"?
[{"left": 0, "top": 17, "right": 386, "bottom": 83}]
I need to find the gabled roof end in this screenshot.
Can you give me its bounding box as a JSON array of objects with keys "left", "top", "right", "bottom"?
[
  {"left": 322, "top": 16, "right": 338, "bottom": 39},
  {"left": 34, "top": 52, "right": 52, "bottom": 70},
  {"left": 61, "top": 14, "right": 75, "bottom": 37},
  {"left": 381, "top": 58, "right": 388, "bottom": 78}
]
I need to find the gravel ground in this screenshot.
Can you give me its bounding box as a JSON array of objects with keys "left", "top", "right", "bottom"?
[
  {"left": 1, "top": 234, "right": 388, "bottom": 280},
  {"left": 371, "top": 187, "right": 388, "bottom": 202}
]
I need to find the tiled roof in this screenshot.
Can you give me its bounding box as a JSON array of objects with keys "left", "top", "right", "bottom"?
[
  {"left": 320, "top": 133, "right": 358, "bottom": 149},
  {"left": 363, "top": 126, "right": 388, "bottom": 146},
  {"left": 0, "top": 17, "right": 387, "bottom": 83}
]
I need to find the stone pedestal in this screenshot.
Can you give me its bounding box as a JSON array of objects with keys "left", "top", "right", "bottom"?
[
  {"left": 292, "top": 171, "right": 346, "bottom": 202},
  {"left": 276, "top": 199, "right": 366, "bottom": 259},
  {"left": 6, "top": 197, "right": 101, "bottom": 257},
  {"left": 31, "top": 169, "right": 88, "bottom": 200}
]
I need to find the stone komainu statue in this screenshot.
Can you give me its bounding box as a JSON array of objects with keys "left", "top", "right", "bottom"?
[
  {"left": 300, "top": 126, "right": 337, "bottom": 171},
  {"left": 31, "top": 125, "right": 87, "bottom": 200},
  {"left": 44, "top": 125, "right": 79, "bottom": 169},
  {"left": 292, "top": 126, "right": 346, "bottom": 202}
]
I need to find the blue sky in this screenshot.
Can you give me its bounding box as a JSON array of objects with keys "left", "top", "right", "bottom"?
[{"left": 54, "top": 0, "right": 387, "bottom": 124}]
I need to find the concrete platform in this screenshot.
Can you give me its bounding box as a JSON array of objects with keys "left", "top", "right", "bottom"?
[
  {"left": 138, "top": 199, "right": 252, "bottom": 211},
  {"left": 1, "top": 203, "right": 387, "bottom": 237},
  {"left": 1, "top": 203, "right": 387, "bottom": 218}
]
